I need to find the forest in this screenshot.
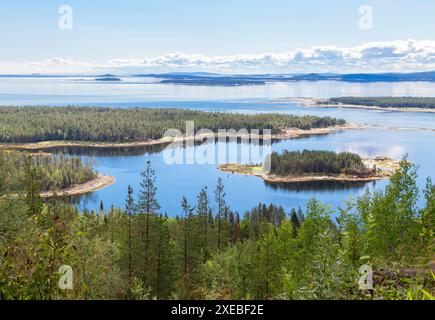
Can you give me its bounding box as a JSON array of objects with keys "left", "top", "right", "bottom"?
[
  {"left": 270, "top": 150, "right": 371, "bottom": 176},
  {"left": 0, "top": 150, "right": 96, "bottom": 193},
  {"left": 0, "top": 158, "right": 433, "bottom": 300},
  {"left": 0, "top": 106, "right": 345, "bottom": 143},
  {"left": 323, "top": 97, "right": 435, "bottom": 109}
]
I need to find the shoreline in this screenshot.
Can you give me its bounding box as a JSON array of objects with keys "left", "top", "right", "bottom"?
[
  {"left": 0, "top": 124, "right": 359, "bottom": 151},
  {"left": 218, "top": 157, "right": 401, "bottom": 183},
  {"left": 287, "top": 97, "right": 435, "bottom": 113},
  {"left": 39, "top": 174, "right": 116, "bottom": 198}
]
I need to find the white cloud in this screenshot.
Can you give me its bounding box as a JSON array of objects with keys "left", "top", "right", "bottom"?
[{"left": 16, "top": 39, "right": 435, "bottom": 74}]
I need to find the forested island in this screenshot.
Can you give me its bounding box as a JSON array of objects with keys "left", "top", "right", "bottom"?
[
  {"left": 0, "top": 106, "right": 347, "bottom": 149},
  {"left": 0, "top": 159, "right": 433, "bottom": 300},
  {"left": 0, "top": 150, "right": 113, "bottom": 197},
  {"left": 303, "top": 96, "right": 435, "bottom": 113},
  {"left": 219, "top": 150, "right": 401, "bottom": 182}
]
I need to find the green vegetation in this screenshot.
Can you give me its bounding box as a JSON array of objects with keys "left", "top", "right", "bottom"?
[
  {"left": 0, "top": 106, "right": 345, "bottom": 143},
  {"left": 0, "top": 150, "right": 96, "bottom": 193},
  {"left": 323, "top": 96, "right": 435, "bottom": 109},
  {"left": 0, "top": 159, "right": 433, "bottom": 300},
  {"left": 270, "top": 150, "right": 371, "bottom": 176}
]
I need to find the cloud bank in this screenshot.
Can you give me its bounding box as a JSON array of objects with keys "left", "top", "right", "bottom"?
[{"left": 26, "top": 40, "right": 435, "bottom": 74}]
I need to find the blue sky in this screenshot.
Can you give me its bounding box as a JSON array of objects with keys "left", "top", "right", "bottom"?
[{"left": 1, "top": 0, "right": 435, "bottom": 73}]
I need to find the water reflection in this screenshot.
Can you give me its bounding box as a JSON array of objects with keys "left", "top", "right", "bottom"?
[
  {"left": 37, "top": 137, "right": 281, "bottom": 158},
  {"left": 264, "top": 180, "right": 374, "bottom": 192},
  {"left": 39, "top": 143, "right": 169, "bottom": 157},
  {"left": 66, "top": 192, "right": 99, "bottom": 210}
]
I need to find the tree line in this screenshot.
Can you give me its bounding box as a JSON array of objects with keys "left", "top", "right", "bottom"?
[
  {"left": 0, "top": 106, "right": 346, "bottom": 143},
  {"left": 0, "top": 158, "right": 433, "bottom": 300},
  {"left": 324, "top": 97, "right": 435, "bottom": 109},
  {"left": 270, "top": 150, "right": 371, "bottom": 176},
  {"left": 0, "top": 150, "right": 96, "bottom": 193}
]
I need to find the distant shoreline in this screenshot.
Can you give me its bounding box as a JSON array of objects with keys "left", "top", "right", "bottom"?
[
  {"left": 288, "top": 97, "right": 435, "bottom": 113},
  {"left": 218, "top": 157, "right": 401, "bottom": 183},
  {"left": 0, "top": 124, "right": 360, "bottom": 151}
]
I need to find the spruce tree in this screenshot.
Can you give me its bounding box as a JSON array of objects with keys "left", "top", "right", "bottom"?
[
  {"left": 290, "top": 209, "right": 301, "bottom": 238},
  {"left": 24, "top": 157, "right": 43, "bottom": 216}
]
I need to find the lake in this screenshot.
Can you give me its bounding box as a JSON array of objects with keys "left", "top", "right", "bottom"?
[{"left": 1, "top": 76, "right": 434, "bottom": 216}]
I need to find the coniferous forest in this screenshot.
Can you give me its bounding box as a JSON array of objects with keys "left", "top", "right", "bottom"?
[
  {"left": 323, "top": 97, "right": 435, "bottom": 109},
  {"left": 0, "top": 106, "right": 345, "bottom": 143},
  {"left": 3, "top": 1, "right": 435, "bottom": 310},
  {"left": 0, "top": 159, "right": 433, "bottom": 300},
  {"left": 0, "top": 150, "right": 96, "bottom": 193},
  {"left": 270, "top": 150, "right": 371, "bottom": 176}
]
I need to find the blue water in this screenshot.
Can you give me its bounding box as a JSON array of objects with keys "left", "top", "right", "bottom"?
[
  {"left": 75, "top": 128, "right": 434, "bottom": 216},
  {"left": 1, "top": 77, "right": 434, "bottom": 216}
]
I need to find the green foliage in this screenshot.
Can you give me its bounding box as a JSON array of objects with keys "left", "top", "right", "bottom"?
[
  {"left": 0, "top": 106, "right": 345, "bottom": 143},
  {"left": 270, "top": 150, "right": 371, "bottom": 176},
  {"left": 0, "top": 159, "right": 433, "bottom": 300},
  {"left": 325, "top": 96, "right": 435, "bottom": 109},
  {"left": 357, "top": 157, "right": 422, "bottom": 263},
  {"left": 0, "top": 150, "right": 96, "bottom": 194}
]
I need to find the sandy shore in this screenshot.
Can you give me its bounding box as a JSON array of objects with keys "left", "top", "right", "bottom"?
[
  {"left": 218, "top": 157, "right": 401, "bottom": 183},
  {"left": 286, "top": 97, "right": 435, "bottom": 114},
  {"left": 39, "top": 174, "right": 116, "bottom": 198},
  {"left": 0, "top": 124, "right": 360, "bottom": 151}
]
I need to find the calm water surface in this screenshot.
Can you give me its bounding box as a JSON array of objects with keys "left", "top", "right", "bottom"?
[{"left": 1, "top": 77, "right": 434, "bottom": 215}]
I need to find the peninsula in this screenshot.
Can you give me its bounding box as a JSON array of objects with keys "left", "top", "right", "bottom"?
[
  {"left": 295, "top": 97, "right": 435, "bottom": 113},
  {"left": 0, "top": 106, "right": 351, "bottom": 150}
]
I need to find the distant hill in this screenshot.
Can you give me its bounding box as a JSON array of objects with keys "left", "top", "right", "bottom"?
[
  {"left": 138, "top": 71, "right": 435, "bottom": 86},
  {"left": 291, "top": 71, "right": 435, "bottom": 82},
  {"left": 1, "top": 71, "right": 435, "bottom": 85}
]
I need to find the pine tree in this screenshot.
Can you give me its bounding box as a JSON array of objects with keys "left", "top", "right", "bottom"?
[
  {"left": 154, "top": 216, "right": 177, "bottom": 299},
  {"left": 125, "top": 185, "right": 135, "bottom": 297},
  {"left": 137, "top": 161, "right": 160, "bottom": 286},
  {"left": 180, "top": 197, "right": 193, "bottom": 298},
  {"left": 215, "top": 178, "right": 227, "bottom": 250},
  {"left": 197, "top": 187, "right": 210, "bottom": 260}
]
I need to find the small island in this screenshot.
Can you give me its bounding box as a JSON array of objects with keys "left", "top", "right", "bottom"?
[
  {"left": 219, "top": 150, "right": 401, "bottom": 183},
  {"left": 95, "top": 76, "right": 122, "bottom": 81}
]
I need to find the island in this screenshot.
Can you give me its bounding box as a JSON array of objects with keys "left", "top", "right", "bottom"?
[
  {"left": 0, "top": 106, "right": 352, "bottom": 150},
  {"left": 95, "top": 76, "right": 122, "bottom": 81},
  {"left": 296, "top": 96, "right": 435, "bottom": 113},
  {"left": 219, "top": 150, "right": 401, "bottom": 183}
]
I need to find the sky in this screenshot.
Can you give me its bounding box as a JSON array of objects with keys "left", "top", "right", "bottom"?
[{"left": 1, "top": 0, "right": 435, "bottom": 74}]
